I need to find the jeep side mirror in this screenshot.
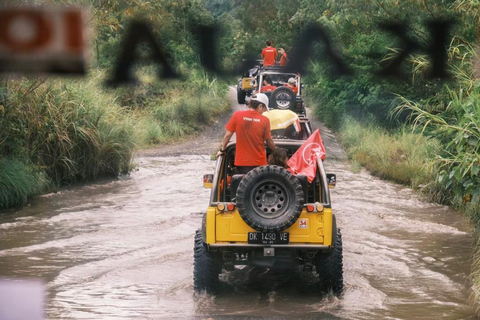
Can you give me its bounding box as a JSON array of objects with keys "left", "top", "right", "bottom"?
[
  {"left": 326, "top": 173, "right": 336, "bottom": 188},
  {"left": 203, "top": 174, "right": 213, "bottom": 189},
  {"left": 301, "top": 83, "right": 305, "bottom": 89}
]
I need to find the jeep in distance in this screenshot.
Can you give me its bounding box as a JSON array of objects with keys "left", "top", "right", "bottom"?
[{"left": 237, "top": 63, "right": 306, "bottom": 116}]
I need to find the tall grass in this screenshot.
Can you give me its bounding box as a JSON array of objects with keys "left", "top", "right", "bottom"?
[
  {"left": 393, "top": 87, "right": 480, "bottom": 206},
  {"left": 0, "top": 67, "right": 230, "bottom": 208},
  {"left": 127, "top": 68, "right": 230, "bottom": 147},
  {"left": 0, "top": 158, "right": 49, "bottom": 207},
  {"left": 340, "top": 117, "right": 440, "bottom": 188},
  {"left": 1, "top": 72, "right": 136, "bottom": 185}
]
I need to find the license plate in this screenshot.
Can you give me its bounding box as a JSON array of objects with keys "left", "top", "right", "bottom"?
[{"left": 247, "top": 232, "right": 289, "bottom": 244}]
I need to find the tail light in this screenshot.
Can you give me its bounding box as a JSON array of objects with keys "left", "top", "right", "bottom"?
[
  {"left": 305, "top": 203, "right": 324, "bottom": 213},
  {"left": 295, "top": 102, "right": 303, "bottom": 109},
  {"left": 217, "top": 203, "right": 236, "bottom": 212}
]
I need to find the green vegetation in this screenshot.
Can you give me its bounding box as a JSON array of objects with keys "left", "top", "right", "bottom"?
[
  {"left": 294, "top": 0, "right": 480, "bottom": 305},
  {"left": 2, "top": 74, "right": 136, "bottom": 184},
  {"left": 115, "top": 68, "right": 229, "bottom": 147},
  {"left": 0, "top": 158, "right": 49, "bottom": 207},
  {"left": 0, "top": 67, "right": 228, "bottom": 207},
  {"left": 340, "top": 117, "right": 440, "bottom": 187},
  {"left": 394, "top": 85, "right": 480, "bottom": 210},
  {"left": 0, "top": 1, "right": 229, "bottom": 207}
]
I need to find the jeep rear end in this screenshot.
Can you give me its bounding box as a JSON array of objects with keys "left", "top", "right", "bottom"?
[{"left": 195, "top": 140, "right": 342, "bottom": 295}]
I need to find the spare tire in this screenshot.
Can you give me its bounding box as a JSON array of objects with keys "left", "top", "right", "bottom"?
[
  {"left": 270, "top": 87, "right": 295, "bottom": 110},
  {"left": 236, "top": 165, "right": 305, "bottom": 232}
]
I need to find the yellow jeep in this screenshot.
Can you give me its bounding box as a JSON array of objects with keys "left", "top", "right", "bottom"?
[{"left": 194, "top": 140, "right": 342, "bottom": 294}]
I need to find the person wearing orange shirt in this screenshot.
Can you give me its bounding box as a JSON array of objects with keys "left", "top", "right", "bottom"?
[
  {"left": 284, "top": 77, "right": 298, "bottom": 95},
  {"left": 217, "top": 93, "right": 276, "bottom": 174},
  {"left": 261, "top": 40, "right": 277, "bottom": 66},
  {"left": 278, "top": 48, "right": 288, "bottom": 66},
  {"left": 260, "top": 76, "right": 276, "bottom": 93}
]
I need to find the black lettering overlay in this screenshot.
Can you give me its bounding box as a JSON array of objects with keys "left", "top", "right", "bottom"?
[
  {"left": 107, "top": 20, "right": 179, "bottom": 87},
  {"left": 377, "top": 20, "right": 453, "bottom": 79},
  {"left": 285, "top": 25, "right": 353, "bottom": 77},
  {"left": 101, "top": 20, "right": 453, "bottom": 85}
]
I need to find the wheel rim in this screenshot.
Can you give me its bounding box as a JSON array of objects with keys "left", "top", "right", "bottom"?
[
  {"left": 250, "top": 179, "right": 290, "bottom": 219},
  {"left": 275, "top": 91, "right": 292, "bottom": 109}
]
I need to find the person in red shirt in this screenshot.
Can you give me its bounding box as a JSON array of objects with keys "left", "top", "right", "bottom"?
[
  {"left": 278, "top": 48, "right": 288, "bottom": 66},
  {"left": 217, "top": 93, "right": 276, "bottom": 174},
  {"left": 284, "top": 77, "right": 298, "bottom": 95},
  {"left": 260, "top": 76, "right": 276, "bottom": 93},
  {"left": 261, "top": 40, "right": 277, "bottom": 66}
]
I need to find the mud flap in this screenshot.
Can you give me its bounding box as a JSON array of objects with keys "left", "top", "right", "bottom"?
[
  {"left": 332, "top": 214, "right": 337, "bottom": 247},
  {"left": 201, "top": 213, "right": 207, "bottom": 243}
]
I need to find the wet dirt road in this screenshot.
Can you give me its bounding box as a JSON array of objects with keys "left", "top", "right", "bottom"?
[{"left": 0, "top": 90, "right": 476, "bottom": 319}]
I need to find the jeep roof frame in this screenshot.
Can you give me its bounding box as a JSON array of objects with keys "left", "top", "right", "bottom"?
[{"left": 211, "top": 139, "right": 332, "bottom": 208}]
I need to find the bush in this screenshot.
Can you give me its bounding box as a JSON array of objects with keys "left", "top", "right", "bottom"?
[
  {"left": 0, "top": 73, "right": 136, "bottom": 185},
  {"left": 128, "top": 69, "right": 230, "bottom": 148},
  {"left": 340, "top": 117, "right": 439, "bottom": 188},
  {"left": 394, "top": 85, "right": 480, "bottom": 207},
  {"left": 0, "top": 158, "right": 49, "bottom": 208}
]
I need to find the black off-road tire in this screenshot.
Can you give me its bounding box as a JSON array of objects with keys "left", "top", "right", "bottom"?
[
  {"left": 236, "top": 165, "right": 305, "bottom": 232},
  {"left": 270, "top": 87, "right": 295, "bottom": 110},
  {"left": 193, "top": 230, "right": 221, "bottom": 294},
  {"left": 237, "top": 84, "right": 246, "bottom": 104},
  {"left": 315, "top": 229, "right": 343, "bottom": 295}
]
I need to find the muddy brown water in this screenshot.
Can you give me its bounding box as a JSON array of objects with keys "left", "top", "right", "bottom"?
[
  {"left": 0, "top": 91, "right": 476, "bottom": 319},
  {"left": 1, "top": 155, "right": 476, "bottom": 319}
]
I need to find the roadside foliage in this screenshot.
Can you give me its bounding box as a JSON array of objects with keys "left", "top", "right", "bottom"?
[
  {"left": 2, "top": 0, "right": 480, "bottom": 309},
  {"left": 293, "top": 0, "right": 480, "bottom": 303},
  {"left": 0, "top": 0, "right": 229, "bottom": 206}
]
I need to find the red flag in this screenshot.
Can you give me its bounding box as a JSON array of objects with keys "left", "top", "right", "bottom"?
[{"left": 287, "top": 129, "right": 326, "bottom": 182}]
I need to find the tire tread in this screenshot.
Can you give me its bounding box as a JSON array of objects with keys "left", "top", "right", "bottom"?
[
  {"left": 193, "top": 230, "right": 220, "bottom": 293},
  {"left": 315, "top": 229, "right": 343, "bottom": 295}
]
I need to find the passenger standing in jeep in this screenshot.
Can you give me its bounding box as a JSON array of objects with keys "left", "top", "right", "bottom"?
[
  {"left": 278, "top": 47, "right": 288, "bottom": 66},
  {"left": 217, "top": 93, "right": 276, "bottom": 174},
  {"left": 261, "top": 40, "right": 277, "bottom": 66}
]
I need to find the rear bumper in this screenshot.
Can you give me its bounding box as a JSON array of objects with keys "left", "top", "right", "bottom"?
[{"left": 209, "top": 243, "right": 330, "bottom": 250}]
